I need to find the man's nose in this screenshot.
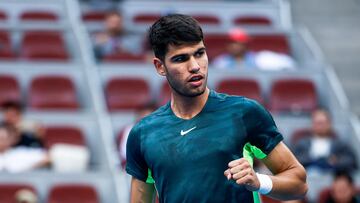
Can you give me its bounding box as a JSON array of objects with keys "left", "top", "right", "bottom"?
[{"left": 189, "top": 57, "right": 200, "bottom": 73}]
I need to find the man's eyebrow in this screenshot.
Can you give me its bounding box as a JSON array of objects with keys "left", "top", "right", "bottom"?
[
  {"left": 170, "top": 53, "right": 188, "bottom": 61},
  {"left": 170, "top": 47, "right": 206, "bottom": 60},
  {"left": 195, "top": 47, "right": 206, "bottom": 53}
]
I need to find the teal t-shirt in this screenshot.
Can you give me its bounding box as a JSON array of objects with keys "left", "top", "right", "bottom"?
[{"left": 126, "top": 90, "right": 283, "bottom": 203}]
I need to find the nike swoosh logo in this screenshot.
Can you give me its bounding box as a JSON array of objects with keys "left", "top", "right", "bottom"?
[{"left": 180, "top": 126, "right": 197, "bottom": 136}]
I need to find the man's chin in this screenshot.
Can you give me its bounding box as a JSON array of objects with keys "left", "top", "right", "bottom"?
[{"left": 185, "top": 87, "right": 206, "bottom": 98}]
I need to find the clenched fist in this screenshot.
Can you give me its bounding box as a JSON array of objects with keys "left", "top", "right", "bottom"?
[{"left": 224, "top": 158, "right": 260, "bottom": 192}]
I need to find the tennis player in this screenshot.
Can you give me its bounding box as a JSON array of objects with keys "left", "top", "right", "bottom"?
[{"left": 126, "top": 14, "right": 307, "bottom": 203}]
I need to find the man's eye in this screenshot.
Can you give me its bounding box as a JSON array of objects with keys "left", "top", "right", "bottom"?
[
  {"left": 194, "top": 51, "right": 205, "bottom": 57},
  {"left": 172, "top": 56, "right": 188, "bottom": 62}
]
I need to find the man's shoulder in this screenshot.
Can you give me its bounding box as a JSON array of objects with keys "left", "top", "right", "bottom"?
[
  {"left": 132, "top": 103, "right": 171, "bottom": 130},
  {"left": 210, "top": 90, "right": 262, "bottom": 111}
]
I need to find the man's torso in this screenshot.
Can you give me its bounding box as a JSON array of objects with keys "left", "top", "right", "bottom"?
[{"left": 127, "top": 90, "right": 283, "bottom": 203}]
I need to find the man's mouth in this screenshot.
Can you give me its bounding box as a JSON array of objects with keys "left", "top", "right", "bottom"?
[
  {"left": 188, "top": 75, "right": 204, "bottom": 87},
  {"left": 188, "top": 75, "right": 203, "bottom": 82}
]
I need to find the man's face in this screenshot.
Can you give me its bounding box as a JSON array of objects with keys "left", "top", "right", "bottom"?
[
  {"left": 332, "top": 176, "right": 354, "bottom": 203},
  {"left": 4, "top": 108, "right": 21, "bottom": 125},
  {"left": 312, "top": 111, "right": 331, "bottom": 136},
  {"left": 228, "top": 41, "right": 247, "bottom": 57},
  {"left": 105, "top": 14, "right": 123, "bottom": 35},
  {"left": 161, "top": 41, "right": 208, "bottom": 98}
]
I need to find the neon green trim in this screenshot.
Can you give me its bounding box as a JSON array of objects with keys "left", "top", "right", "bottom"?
[
  {"left": 243, "top": 143, "right": 267, "bottom": 160},
  {"left": 243, "top": 143, "right": 267, "bottom": 203},
  {"left": 243, "top": 143, "right": 254, "bottom": 166},
  {"left": 146, "top": 168, "right": 155, "bottom": 184},
  {"left": 253, "top": 192, "right": 261, "bottom": 203}
]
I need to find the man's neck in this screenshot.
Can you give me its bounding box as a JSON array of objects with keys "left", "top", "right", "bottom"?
[{"left": 171, "top": 88, "right": 210, "bottom": 120}]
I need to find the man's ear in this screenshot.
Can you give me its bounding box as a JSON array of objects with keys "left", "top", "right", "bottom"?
[{"left": 153, "top": 58, "right": 166, "bottom": 76}]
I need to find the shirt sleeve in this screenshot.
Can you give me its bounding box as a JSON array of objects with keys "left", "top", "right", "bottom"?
[
  {"left": 243, "top": 99, "right": 283, "bottom": 156},
  {"left": 125, "top": 124, "right": 149, "bottom": 182}
]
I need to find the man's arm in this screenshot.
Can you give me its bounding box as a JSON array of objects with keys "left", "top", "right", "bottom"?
[
  {"left": 225, "top": 142, "right": 307, "bottom": 201},
  {"left": 261, "top": 142, "right": 308, "bottom": 200},
  {"left": 130, "top": 177, "right": 155, "bottom": 203}
]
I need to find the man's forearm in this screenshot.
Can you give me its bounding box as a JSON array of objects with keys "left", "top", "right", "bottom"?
[
  {"left": 265, "top": 166, "right": 308, "bottom": 200},
  {"left": 130, "top": 178, "right": 155, "bottom": 203},
  {"left": 262, "top": 142, "right": 308, "bottom": 201}
]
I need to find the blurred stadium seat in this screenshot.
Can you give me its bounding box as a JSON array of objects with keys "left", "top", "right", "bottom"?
[
  {"left": 0, "top": 75, "right": 20, "bottom": 107},
  {"left": 82, "top": 11, "right": 107, "bottom": 22},
  {"left": 105, "top": 77, "right": 151, "bottom": 111},
  {"left": 269, "top": 78, "right": 317, "bottom": 114},
  {"left": 193, "top": 15, "right": 220, "bottom": 25},
  {"left": 19, "top": 10, "right": 58, "bottom": 21},
  {"left": 28, "top": 75, "right": 79, "bottom": 110},
  {"left": 249, "top": 34, "right": 290, "bottom": 55},
  {"left": 132, "top": 13, "right": 161, "bottom": 24},
  {"left": 0, "top": 10, "right": 7, "bottom": 21},
  {"left": 204, "top": 33, "right": 232, "bottom": 61},
  {"left": 133, "top": 13, "right": 220, "bottom": 26},
  {"left": 43, "top": 126, "right": 86, "bottom": 149},
  {"left": 103, "top": 52, "right": 145, "bottom": 63},
  {"left": 205, "top": 33, "right": 290, "bottom": 61},
  {"left": 216, "top": 78, "right": 263, "bottom": 104},
  {"left": 233, "top": 16, "right": 272, "bottom": 26},
  {"left": 0, "top": 183, "right": 37, "bottom": 203},
  {"left": 133, "top": 13, "right": 220, "bottom": 25},
  {"left": 20, "top": 31, "right": 69, "bottom": 61},
  {"left": 318, "top": 187, "right": 332, "bottom": 203},
  {"left": 47, "top": 183, "right": 100, "bottom": 203},
  {"left": 0, "top": 30, "right": 15, "bottom": 59}
]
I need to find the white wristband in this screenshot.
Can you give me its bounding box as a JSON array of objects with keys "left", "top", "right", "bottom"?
[{"left": 256, "top": 173, "right": 273, "bottom": 195}]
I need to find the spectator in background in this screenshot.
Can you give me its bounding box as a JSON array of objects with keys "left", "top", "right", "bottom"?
[
  {"left": 117, "top": 102, "right": 157, "bottom": 169},
  {"left": 321, "top": 170, "right": 360, "bottom": 203},
  {"left": 293, "top": 109, "right": 357, "bottom": 173},
  {"left": 211, "top": 28, "right": 295, "bottom": 70},
  {"left": 2, "top": 101, "right": 43, "bottom": 148},
  {"left": 92, "top": 11, "right": 144, "bottom": 61},
  {"left": 0, "top": 122, "right": 49, "bottom": 173},
  {"left": 212, "top": 28, "right": 257, "bottom": 69},
  {"left": 15, "top": 189, "right": 38, "bottom": 203}
]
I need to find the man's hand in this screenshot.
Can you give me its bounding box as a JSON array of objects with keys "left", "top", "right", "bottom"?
[{"left": 224, "top": 158, "right": 260, "bottom": 192}]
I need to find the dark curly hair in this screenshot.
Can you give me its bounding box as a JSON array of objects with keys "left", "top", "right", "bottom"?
[{"left": 148, "top": 14, "right": 204, "bottom": 61}]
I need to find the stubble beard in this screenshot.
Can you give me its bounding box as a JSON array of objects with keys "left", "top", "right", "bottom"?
[{"left": 166, "top": 73, "right": 207, "bottom": 98}]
